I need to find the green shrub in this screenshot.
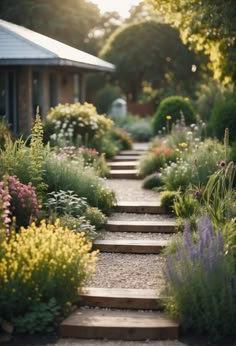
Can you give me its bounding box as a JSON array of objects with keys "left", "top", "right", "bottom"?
[
  {"left": 211, "top": 92, "right": 236, "bottom": 141},
  {"left": 110, "top": 128, "right": 133, "bottom": 150},
  {"left": 139, "top": 145, "right": 177, "bottom": 177},
  {"left": 173, "top": 191, "right": 198, "bottom": 219},
  {"left": 94, "top": 85, "right": 121, "bottom": 114},
  {"left": 125, "top": 120, "right": 153, "bottom": 142},
  {"left": 0, "top": 221, "right": 97, "bottom": 325},
  {"left": 92, "top": 135, "right": 119, "bottom": 159},
  {"left": 84, "top": 207, "right": 107, "bottom": 230},
  {"left": 46, "top": 103, "right": 113, "bottom": 146},
  {"left": 0, "top": 118, "right": 11, "bottom": 149},
  {"left": 44, "top": 154, "right": 116, "bottom": 215},
  {"left": 153, "top": 96, "right": 196, "bottom": 132},
  {"left": 142, "top": 173, "right": 163, "bottom": 190},
  {"left": 59, "top": 215, "right": 97, "bottom": 240},
  {"left": 160, "top": 190, "right": 180, "bottom": 214}
]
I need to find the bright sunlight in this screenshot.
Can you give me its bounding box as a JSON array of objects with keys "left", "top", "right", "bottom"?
[{"left": 90, "top": 0, "right": 141, "bottom": 17}]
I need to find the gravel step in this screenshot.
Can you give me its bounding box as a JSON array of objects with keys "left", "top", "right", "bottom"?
[
  {"left": 106, "top": 220, "right": 176, "bottom": 233},
  {"left": 94, "top": 239, "right": 168, "bottom": 254},
  {"left": 60, "top": 309, "right": 178, "bottom": 340},
  {"left": 116, "top": 201, "right": 164, "bottom": 214},
  {"left": 79, "top": 287, "right": 164, "bottom": 310},
  {"left": 108, "top": 162, "right": 137, "bottom": 170},
  {"left": 110, "top": 170, "right": 140, "bottom": 179}
]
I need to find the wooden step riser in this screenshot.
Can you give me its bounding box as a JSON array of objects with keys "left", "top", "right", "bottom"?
[
  {"left": 93, "top": 243, "right": 166, "bottom": 254},
  {"left": 119, "top": 151, "right": 145, "bottom": 156},
  {"left": 112, "top": 156, "right": 140, "bottom": 162},
  {"left": 109, "top": 165, "right": 137, "bottom": 170},
  {"left": 106, "top": 224, "right": 176, "bottom": 233},
  {"left": 110, "top": 173, "right": 140, "bottom": 179},
  {"left": 79, "top": 296, "right": 163, "bottom": 310},
  {"left": 60, "top": 325, "right": 178, "bottom": 340},
  {"left": 116, "top": 205, "right": 164, "bottom": 214}
]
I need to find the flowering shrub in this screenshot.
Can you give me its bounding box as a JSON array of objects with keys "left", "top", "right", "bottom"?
[
  {"left": 7, "top": 176, "right": 39, "bottom": 228},
  {"left": 46, "top": 103, "right": 113, "bottom": 146},
  {"left": 0, "top": 220, "right": 97, "bottom": 325},
  {"left": 164, "top": 217, "right": 236, "bottom": 340},
  {"left": 110, "top": 128, "right": 133, "bottom": 150},
  {"left": 0, "top": 179, "right": 11, "bottom": 231}
]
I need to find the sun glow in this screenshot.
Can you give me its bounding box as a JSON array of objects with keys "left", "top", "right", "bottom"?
[{"left": 90, "top": 0, "right": 142, "bottom": 18}]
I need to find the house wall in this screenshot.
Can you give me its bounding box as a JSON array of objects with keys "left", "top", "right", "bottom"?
[{"left": 0, "top": 65, "right": 87, "bottom": 134}]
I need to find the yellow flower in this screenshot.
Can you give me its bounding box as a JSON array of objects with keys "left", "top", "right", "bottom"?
[
  {"left": 166, "top": 115, "right": 172, "bottom": 120},
  {"left": 179, "top": 142, "right": 188, "bottom": 148}
]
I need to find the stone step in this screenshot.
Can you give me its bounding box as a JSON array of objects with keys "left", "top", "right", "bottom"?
[
  {"left": 93, "top": 239, "right": 168, "bottom": 254},
  {"left": 119, "top": 150, "right": 146, "bottom": 156},
  {"left": 79, "top": 287, "right": 164, "bottom": 310},
  {"left": 60, "top": 309, "right": 179, "bottom": 340},
  {"left": 110, "top": 169, "right": 140, "bottom": 179},
  {"left": 116, "top": 201, "right": 164, "bottom": 214},
  {"left": 112, "top": 155, "right": 140, "bottom": 162},
  {"left": 108, "top": 161, "right": 137, "bottom": 170},
  {"left": 106, "top": 220, "right": 176, "bottom": 233}
]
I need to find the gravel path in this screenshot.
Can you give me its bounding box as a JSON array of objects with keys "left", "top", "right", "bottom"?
[
  {"left": 99, "top": 232, "right": 175, "bottom": 242},
  {"left": 109, "top": 213, "right": 174, "bottom": 222},
  {"left": 86, "top": 253, "right": 165, "bottom": 291},
  {"left": 104, "top": 179, "right": 161, "bottom": 202}
]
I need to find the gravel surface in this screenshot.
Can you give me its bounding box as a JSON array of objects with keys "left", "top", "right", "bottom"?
[
  {"left": 104, "top": 179, "right": 161, "bottom": 202},
  {"left": 99, "top": 232, "right": 175, "bottom": 242},
  {"left": 109, "top": 213, "right": 174, "bottom": 222},
  {"left": 86, "top": 253, "right": 165, "bottom": 291}
]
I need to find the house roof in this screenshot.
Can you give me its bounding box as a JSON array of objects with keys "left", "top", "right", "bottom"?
[{"left": 0, "top": 19, "right": 115, "bottom": 72}]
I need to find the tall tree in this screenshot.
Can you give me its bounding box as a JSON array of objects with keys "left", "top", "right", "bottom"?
[
  {"left": 0, "top": 0, "right": 101, "bottom": 53},
  {"left": 147, "top": 0, "right": 236, "bottom": 84},
  {"left": 100, "top": 20, "right": 203, "bottom": 102}
]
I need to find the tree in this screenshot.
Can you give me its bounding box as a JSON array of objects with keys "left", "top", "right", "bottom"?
[
  {"left": 100, "top": 20, "right": 203, "bottom": 102},
  {"left": 0, "top": 0, "right": 101, "bottom": 53},
  {"left": 147, "top": 0, "right": 236, "bottom": 84}
]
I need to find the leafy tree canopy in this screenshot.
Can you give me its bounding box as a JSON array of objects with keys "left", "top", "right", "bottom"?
[
  {"left": 147, "top": 0, "right": 236, "bottom": 84},
  {"left": 0, "top": 0, "right": 101, "bottom": 53},
  {"left": 100, "top": 20, "right": 204, "bottom": 101}
]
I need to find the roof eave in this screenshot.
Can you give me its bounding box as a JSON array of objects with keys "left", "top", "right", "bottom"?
[{"left": 0, "top": 58, "right": 115, "bottom": 72}]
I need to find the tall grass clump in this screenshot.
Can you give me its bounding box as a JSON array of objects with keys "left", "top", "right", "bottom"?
[{"left": 164, "top": 216, "right": 236, "bottom": 341}]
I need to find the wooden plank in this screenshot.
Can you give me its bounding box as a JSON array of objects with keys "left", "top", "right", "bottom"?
[
  {"left": 116, "top": 201, "right": 164, "bottom": 214},
  {"left": 112, "top": 155, "right": 140, "bottom": 162},
  {"left": 119, "top": 150, "right": 146, "bottom": 156},
  {"left": 60, "top": 309, "right": 179, "bottom": 340},
  {"left": 110, "top": 170, "right": 140, "bottom": 179},
  {"left": 106, "top": 220, "right": 176, "bottom": 233},
  {"left": 79, "top": 287, "right": 164, "bottom": 310},
  {"left": 93, "top": 239, "right": 168, "bottom": 254},
  {"left": 108, "top": 162, "right": 137, "bottom": 170}
]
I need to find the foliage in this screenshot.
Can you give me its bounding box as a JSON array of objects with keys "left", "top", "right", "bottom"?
[
  {"left": 92, "top": 135, "right": 118, "bottom": 159},
  {"left": 153, "top": 96, "right": 196, "bottom": 132},
  {"left": 223, "top": 219, "right": 236, "bottom": 264},
  {"left": 124, "top": 119, "right": 153, "bottom": 142},
  {"left": 0, "top": 0, "right": 101, "bottom": 54},
  {"left": 173, "top": 191, "right": 198, "bottom": 219},
  {"left": 0, "top": 118, "right": 11, "bottom": 149},
  {"left": 29, "top": 113, "right": 47, "bottom": 204},
  {"left": 46, "top": 103, "right": 113, "bottom": 147},
  {"left": 0, "top": 220, "right": 97, "bottom": 323},
  {"left": 0, "top": 178, "right": 11, "bottom": 231},
  {"left": 100, "top": 21, "right": 202, "bottom": 101},
  {"left": 142, "top": 173, "right": 163, "bottom": 190},
  {"left": 148, "top": 0, "right": 236, "bottom": 84},
  {"left": 44, "top": 154, "right": 116, "bottom": 215},
  {"left": 164, "top": 217, "right": 236, "bottom": 340},
  {"left": 160, "top": 190, "right": 180, "bottom": 214},
  {"left": 139, "top": 144, "right": 177, "bottom": 177},
  {"left": 95, "top": 85, "right": 121, "bottom": 114},
  {"left": 59, "top": 215, "right": 97, "bottom": 240},
  {"left": 84, "top": 207, "right": 107, "bottom": 230},
  {"left": 109, "top": 128, "right": 133, "bottom": 150},
  {"left": 210, "top": 91, "right": 236, "bottom": 141},
  {"left": 13, "top": 298, "right": 60, "bottom": 334}
]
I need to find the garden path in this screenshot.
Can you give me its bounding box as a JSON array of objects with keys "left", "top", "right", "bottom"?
[{"left": 57, "top": 144, "right": 182, "bottom": 344}]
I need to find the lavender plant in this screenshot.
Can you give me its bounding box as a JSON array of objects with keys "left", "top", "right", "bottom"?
[{"left": 164, "top": 216, "right": 236, "bottom": 340}]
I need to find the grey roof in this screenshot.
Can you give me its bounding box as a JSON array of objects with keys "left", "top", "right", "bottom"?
[{"left": 0, "top": 19, "right": 115, "bottom": 72}]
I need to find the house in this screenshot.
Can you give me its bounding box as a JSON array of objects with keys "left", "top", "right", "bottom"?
[{"left": 0, "top": 19, "right": 115, "bottom": 134}]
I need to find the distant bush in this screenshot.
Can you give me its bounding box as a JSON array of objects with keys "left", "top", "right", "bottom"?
[
  {"left": 110, "top": 128, "right": 133, "bottom": 150},
  {"left": 210, "top": 92, "right": 236, "bottom": 141},
  {"left": 142, "top": 173, "right": 163, "bottom": 190},
  {"left": 153, "top": 96, "right": 196, "bottom": 132},
  {"left": 125, "top": 120, "right": 153, "bottom": 142},
  {"left": 95, "top": 85, "right": 121, "bottom": 114}
]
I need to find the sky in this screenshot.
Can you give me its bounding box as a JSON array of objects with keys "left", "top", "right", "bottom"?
[{"left": 90, "top": 0, "right": 142, "bottom": 18}]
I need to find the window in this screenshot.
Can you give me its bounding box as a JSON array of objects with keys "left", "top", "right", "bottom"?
[
  {"left": 0, "top": 70, "right": 17, "bottom": 132},
  {"left": 73, "top": 73, "right": 80, "bottom": 102},
  {"left": 32, "top": 71, "right": 42, "bottom": 115},
  {"left": 49, "top": 73, "right": 57, "bottom": 107}
]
